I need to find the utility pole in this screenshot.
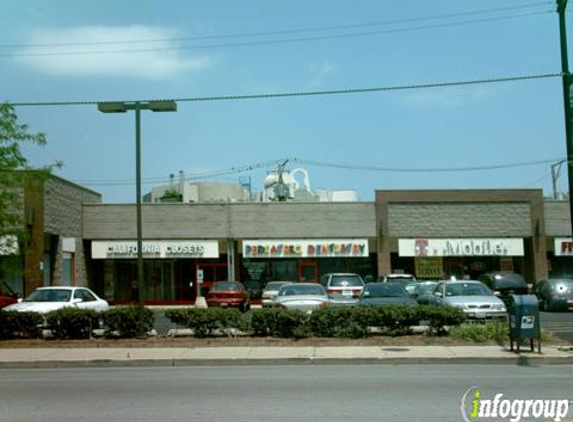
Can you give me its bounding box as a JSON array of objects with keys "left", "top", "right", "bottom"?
[
  {"left": 551, "top": 159, "right": 566, "bottom": 199},
  {"left": 557, "top": 0, "right": 573, "bottom": 233}
]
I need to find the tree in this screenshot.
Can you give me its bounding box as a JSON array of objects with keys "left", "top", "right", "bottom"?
[{"left": 0, "top": 103, "right": 52, "bottom": 287}]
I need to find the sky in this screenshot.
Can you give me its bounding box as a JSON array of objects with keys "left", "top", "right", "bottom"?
[{"left": 1, "top": 0, "right": 571, "bottom": 203}]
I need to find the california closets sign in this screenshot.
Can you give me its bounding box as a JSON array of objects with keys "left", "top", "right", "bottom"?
[
  {"left": 399, "top": 238, "right": 524, "bottom": 257},
  {"left": 243, "top": 239, "right": 369, "bottom": 258},
  {"left": 92, "top": 240, "right": 219, "bottom": 259}
]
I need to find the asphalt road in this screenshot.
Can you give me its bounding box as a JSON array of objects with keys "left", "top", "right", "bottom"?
[{"left": 1, "top": 365, "right": 571, "bottom": 422}]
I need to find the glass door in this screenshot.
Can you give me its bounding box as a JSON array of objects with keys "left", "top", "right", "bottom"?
[{"left": 298, "top": 262, "right": 318, "bottom": 283}]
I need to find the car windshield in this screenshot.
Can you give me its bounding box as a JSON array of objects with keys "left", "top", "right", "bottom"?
[
  {"left": 264, "top": 282, "right": 292, "bottom": 291},
  {"left": 549, "top": 279, "right": 573, "bottom": 290},
  {"left": 492, "top": 274, "right": 527, "bottom": 289},
  {"left": 445, "top": 283, "right": 492, "bottom": 297},
  {"left": 279, "top": 284, "right": 325, "bottom": 297},
  {"left": 211, "top": 283, "right": 241, "bottom": 292},
  {"left": 363, "top": 284, "right": 408, "bottom": 298},
  {"left": 418, "top": 283, "right": 438, "bottom": 295},
  {"left": 329, "top": 275, "right": 363, "bottom": 287},
  {"left": 24, "top": 289, "right": 71, "bottom": 302}
]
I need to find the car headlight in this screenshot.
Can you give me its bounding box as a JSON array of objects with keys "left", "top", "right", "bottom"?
[
  {"left": 452, "top": 303, "right": 466, "bottom": 310},
  {"left": 493, "top": 303, "right": 506, "bottom": 311}
]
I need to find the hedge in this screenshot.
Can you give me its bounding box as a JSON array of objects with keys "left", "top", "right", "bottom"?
[
  {"left": 103, "top": 305, "right": 155, "bottom": 339},
  {"left": 46, "top": 308, "right": 102, "bottom": 340},
  {"left": 0, "top": 311, "right": 44, "bottom": 339},
  {"left": 166, "top": 308, "right": 248, "bottom": 338}
]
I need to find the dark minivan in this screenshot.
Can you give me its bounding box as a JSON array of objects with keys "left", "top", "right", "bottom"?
[{"left": 477, "top": 272, "right": 528, "bottom": 306}]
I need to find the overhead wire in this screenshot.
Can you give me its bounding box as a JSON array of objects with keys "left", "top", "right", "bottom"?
[
  {"left": 1, "top": 10, "right": 552, "bottom": 58},
  {"left": 0, "top": 1, "right": 552, "bottom": 49},
  {"left": 6, "top": 72, "right": 565, "bottom": 108},
  {"left": 72, "top": 157, "right": 569, "bottom": 188}
]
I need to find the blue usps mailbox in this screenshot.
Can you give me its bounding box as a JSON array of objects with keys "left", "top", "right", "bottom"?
[{"left": 508, "top": 294, "right": 541, "bottom": 353}]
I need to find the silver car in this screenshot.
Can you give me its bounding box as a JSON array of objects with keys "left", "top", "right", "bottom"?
[
  {"left": 428, "top": 280, "right": 507, "bottom": 321},
  {"left": 320, "top": 273, "right": 364, "bottom": 305},
  {"left": 261, "top": 281, "right": 294, "bottom": 308},
  {"left": 273, "top": 283, "right": 330, "bottom": 313}
]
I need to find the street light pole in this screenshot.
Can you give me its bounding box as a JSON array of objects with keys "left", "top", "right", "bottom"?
[{"left": 98, "top": 100, "right": 177, "bottom": 303}]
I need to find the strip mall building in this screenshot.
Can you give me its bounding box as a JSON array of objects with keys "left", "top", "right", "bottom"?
[{"left": 7, "top": 175, "right": 573, "bottom": 305}]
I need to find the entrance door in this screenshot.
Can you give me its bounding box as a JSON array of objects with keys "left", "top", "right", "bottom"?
[
  {"left": 196, "top": 263, "right": 228, "bottom": 295},
  {"left": 160, "top": 261, "right": 174, "bottom": 301},
  {"left": 298, "top": 262, "right": 318, "bottom": 283}
]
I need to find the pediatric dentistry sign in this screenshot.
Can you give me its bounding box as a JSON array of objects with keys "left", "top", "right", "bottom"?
[
  {"left": 460, "top": 387, "right": 570, "bottom": 422},
  {"left": 243, "top": 239, "right": 369, "bottom": 258},
  {"left": 399, "top": 238, "right": 524, "bottom": 257}
]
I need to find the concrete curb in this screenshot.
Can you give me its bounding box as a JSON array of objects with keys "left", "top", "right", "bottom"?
[
  {"left": 0, "top": 345, "right": 571, "bottom": 369},
  {"left": 1, "top": 356, "right": 573, "bottom": 369}
]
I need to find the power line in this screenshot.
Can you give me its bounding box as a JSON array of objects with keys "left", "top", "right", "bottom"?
[
  {"left": 0, "top": 2, "right": 551, "bottom": 50},
  {"left": 0, "top": 10, "right": 552, "bottom": 58},
  {"left": 6, "top": 72, "right": 564, "bottom": 108},
  {"left": 294, "top": 157, "right": 568, "bottom": 173},
  {"left": 72, "top": 157, "right": 568, "bottom": 187}
]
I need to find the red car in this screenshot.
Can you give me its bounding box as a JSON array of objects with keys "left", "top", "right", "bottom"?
[
  {"left": 0, "top": 282, "right": 19, "bottom": 309},
  {"left": 206, "top": 281, "right": 250, "bottom": 312}
]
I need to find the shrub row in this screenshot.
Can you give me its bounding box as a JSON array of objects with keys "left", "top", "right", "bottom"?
[
  {"left": 167, "top": 305, "right": 467, "bottom": 339},
  {"left": 0, "top": 305, "right": 155, "bottom": 340}
]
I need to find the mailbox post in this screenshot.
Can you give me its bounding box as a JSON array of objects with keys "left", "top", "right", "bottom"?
[{"left": 508, "top": 294, "right": 541, "bottom": 353}]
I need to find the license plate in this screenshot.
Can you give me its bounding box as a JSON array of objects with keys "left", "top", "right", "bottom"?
[
  {"left": 343, "top": 290, "right": 352, "bottom": 296},
  {"left": 220, "top": 302, "right": 229, "bottom": 307},
  {"left": 475, "top": 313, "right": 486, "bottom": 319}
]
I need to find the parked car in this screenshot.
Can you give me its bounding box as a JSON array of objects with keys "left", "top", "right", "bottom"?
[
  {"left": 261, "top": 281, "right": 294, "bottom": 308},
  {"left": 319, "top": 273, "right": 364, "bottom": 305},
  {"left": 378, "top": 273, "right": 417, "bottom": 286},
  {"left": 405, "top": 281, "right": 439, "bottom": 304},
  {"left": 477, "top": 272, "right": 529, "bottom": 307},
  {"left": 0, "top": 281, "right": 19, "bottom": 309},
  {"left": 531, "top": 278, "right": 573, "bottom": 311},
  {"left": 424, "top": 280, "right": 507, "bottom": 321},
  {"left": 205, "top": 281, "right": 250, "bottom": 312},
  {"left": 358, "top": 283, "right": 417, "bottom": 307},
  {"left": 273, "top": 283, "right": 330, "bottom": 313},
  {"left": 3, "top": 286, "right": 109, "bottom": 313}
]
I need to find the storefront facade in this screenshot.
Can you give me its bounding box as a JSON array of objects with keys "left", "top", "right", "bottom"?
[
  {"left": 82, "top": 202, "right": 376, "bottom": 304},
  {"left": 375, "top": 189, "right": 548, "bottom": 284}
]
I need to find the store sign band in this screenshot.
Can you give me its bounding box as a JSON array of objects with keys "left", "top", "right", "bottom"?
[
  {"left": 243, "top": 239, "right": 369, "bottom": 258},
  {"left": 91, "top": 240, "right": 219, "bottom": 259},
  {"left": 399, "top": 238, "right": 524, "bottom": 257}
]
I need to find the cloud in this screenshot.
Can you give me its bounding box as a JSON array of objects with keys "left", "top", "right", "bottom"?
[
  {"left": 306, "top": 61, "right": 337, "bottom": 88},
  {"left": 15, "top": 26, "right": 210, "bottom": 80},
  {"left": 401, "top": 86, "right": 496, "bottom": 107}
]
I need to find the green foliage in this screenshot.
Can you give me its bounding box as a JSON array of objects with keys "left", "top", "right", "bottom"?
[
  {"left": 370, "top": 305, "right": 420, "bottom": 336},
  {"left": 166, "top": 308, "right": 248, "bottom": 338},
  {"left": 419, "top": 305, "right": 467, "bottom": 336},
  {"left": 0, "top": 104, "right": 60, "bottom": 279},
  {"left": 308, "top": 307, "right": 374, "bottom": 338},
  {"left": 449, "top": 322, "right": 509, "bottom": 343},
  {"left": 0, "top": 310, "right": 44, "bottom": 339},
  {"left": 103, "top": 305, "right": 155, "bottom": 339},
  {"left": 250, "top": 308, "right": 311, "bottom": 338},
  {"left": 45, "top": 308, "right": 101, "bottom": 340}
]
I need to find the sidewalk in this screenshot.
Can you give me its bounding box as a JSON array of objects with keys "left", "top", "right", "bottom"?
[{"left": 0, "top": 345, "right": 571, "bottom": 369}]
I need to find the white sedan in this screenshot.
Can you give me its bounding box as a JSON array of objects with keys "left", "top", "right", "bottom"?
[
  {"left": 3, "top": 286, "right": 109, "bottom": 313},
  {"left": 273, "top": 283, "right": 331, "bottom": 313}
]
